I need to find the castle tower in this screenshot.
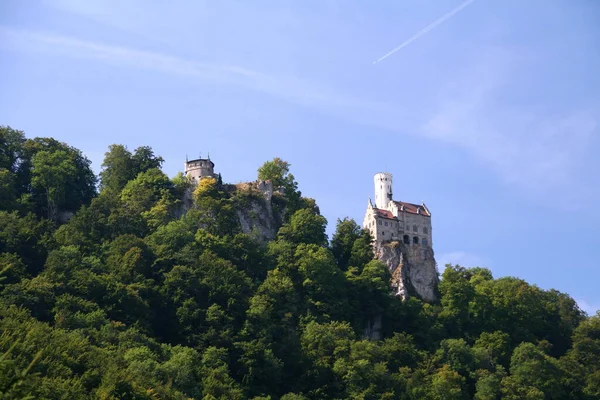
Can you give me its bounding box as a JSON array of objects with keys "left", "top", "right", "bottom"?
[
  {"left": 374, "top": 172, "right": 393, "bottom": 209},
  {"left": 184, "top": 157, "right": 215, "bottom": 183}
]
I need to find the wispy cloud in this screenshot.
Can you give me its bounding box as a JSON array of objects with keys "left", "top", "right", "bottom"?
[
  {"left": 422, "top": 47, "right": 598, "bottom": 193},
  {"left": 2, "top": 26, "right": 597, "bottom": 201},
  {"left": 373, "top": 0, "right": 478, "bottom": 64},
  {"left": 0, "top": 26, "right": 396, "bottom": 116}
]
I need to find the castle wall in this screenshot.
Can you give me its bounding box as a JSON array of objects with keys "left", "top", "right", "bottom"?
[
  {"left": 364, "top": 212, "right": 432, "bottom": 247},
  {"left": 185, "top": 159, "right": 215, "bottom": 183}
]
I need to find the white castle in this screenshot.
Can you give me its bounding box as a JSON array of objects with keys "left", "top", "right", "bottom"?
[{"left": 363, "top": 172, "right": 432, "bottom": 247}]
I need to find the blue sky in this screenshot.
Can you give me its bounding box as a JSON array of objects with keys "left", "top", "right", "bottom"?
[{"left": 1, "top": 0, "right": 599, "bottom": 313}]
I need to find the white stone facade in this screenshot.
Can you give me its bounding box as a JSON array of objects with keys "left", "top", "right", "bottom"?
[
  {"left": 374, "top": 172, "right": 393, "bottom": 209},
  {"left": 363, "top": 173, "right": 432, "bottom": 248}
]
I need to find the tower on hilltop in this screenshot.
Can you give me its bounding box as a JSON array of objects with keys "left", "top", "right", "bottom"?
[
  {"left": 363, "top": 171, "right": 438, "bottom": 303},
  {"left": 184, "top": 156, "right": 216, "bottom": 183},
  {"left": 374, "top": 172, "right": 393, "bottom": 209}
]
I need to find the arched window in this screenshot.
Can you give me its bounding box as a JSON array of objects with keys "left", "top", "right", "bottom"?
[
  {"left": 413, "top": 225, "right": 418, "bottom": 232},
  {"left": 403, "top": 235, "right": 410, "bottom": 244},
  {"left": 422, "top": 238, "right": 428, "bottom": 246},
  {"left": 413, "top": 236, "right": 419, "bottom": 245}
]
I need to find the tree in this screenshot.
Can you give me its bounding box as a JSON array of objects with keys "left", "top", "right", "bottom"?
[
  {"left": 257, "top": 158, "right": 306, "bottom": 219},
  {"left": 0, "top": 169, "right": 18, "bottom": 211},
  {"left": 131, "top": 146, "right": 164, "bottom": 175},
  {"left": 501, "top": 342, "right": 567, "bottom": 399},
  {"left": 190, "top": 177, "right": 239, "bottom": 236},
  {"left": 0, "top": 126, "right": 27, "bottom": 206},
  {"left": 296, "top": 244, "right": 348, "bottom": 322},
  {"left": 428, "top": 365, "right": 466, "bottom": 400},
  {"left": 0, "top": 211, "right": 52, "bottom": 275},
  {"left": 31, "top": 150, "right": 78, "bottom": 220},
  {"left": 277, "top": 208, "right": 328, "bottom": 247},
  {"left": 331, "top": 218, "right": 361, "bottom": 271},
  {"left": 346, "top": 260, "right": 390, "bottom": 334},
  {"left": 257, "top": 158, "right": 296, "bottom": 192},
  {"left": 474, "top": 368, "right": 506, "bottom": 400},
  {"left": 100, "top": 144, "right": 134, "bottom": 193},
  {"left": 201, "top": 347, "right": 245, "bottom": 399},
  {"left": 100, "top": 145, "right": 164, "bottom": 194},
  {"left": 300, "top": 320, "right": 354, "bottom": 398},
  {"left": 24, "top": 137, "right": 97, "bottom": 217}
]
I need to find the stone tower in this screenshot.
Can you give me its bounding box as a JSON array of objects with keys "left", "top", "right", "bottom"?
[
  {"left": 184, "top": 156, "right": 215, "bottom": 183},
  {"left": 374, "top": 172, "right": 393, "bottom": 209}
]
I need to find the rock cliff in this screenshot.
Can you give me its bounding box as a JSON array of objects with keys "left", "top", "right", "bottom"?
[
  {"left": 182, "top": 179, "right": 284, "bottom": 242},
  {"left": 231, "top": 180, "right": 282, "bottom": 242},
  {"left": 375, "top": 241, "right": 439, "bottom": 302}
]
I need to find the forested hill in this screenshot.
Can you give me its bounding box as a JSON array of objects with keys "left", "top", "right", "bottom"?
[{"left": 0, "top": 125, "right": 598, "bottom": 399}]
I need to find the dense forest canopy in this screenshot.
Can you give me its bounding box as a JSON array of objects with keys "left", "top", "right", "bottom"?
[{"left": 0, "top": 125, "right": 599, "bottom": 399}]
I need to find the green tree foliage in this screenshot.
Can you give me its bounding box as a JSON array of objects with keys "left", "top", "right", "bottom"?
[
  {"left": 277, "top": 208, "right": 328, "bottom": 247},
  {"left": 24, "top": 137, "right": 97, "bottom": 218},
  {"left": 257, "top": 157, "right": 296, "bottom": 193},
  {"left": 189, "top": 176, "right": 239, "bottom": 236},
  {"left": 0, "top": 128, "right": 97, "bottom": 216},
  {"left": 0, "top": 129, "right": 596, "bottom": 399},
  {"left": 331, "top": 218, "right": 374, "bottom": 271},
  {"left": 100, "top": 144, "right": 164, "bottom": 194},
  {"left": 257, "top": 157, "right": 310, "bottom": 220},
  {"left": 31, "top": 150, "right": 78, "bottom": 220},
  {"left": 0, "top": 126, "right": 27, "bottom": 211}
]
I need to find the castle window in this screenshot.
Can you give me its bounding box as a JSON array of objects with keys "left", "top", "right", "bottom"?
[
  {"left": 413, "top": 236, "right": 419, "bottom": 245},
  {"left": 422, "top": 238, "right": 428, "bottom": 246},
  {"left": 378, "top": 220, "right": 382, "bottom": 226},
  {"left": 384, "top": 221, "right": 388, "bottom": 226},
  {"left": 423, "top": 227, "right": 428, "bottom": 234},
  {"left": 413, "top": 225, "right": 418, "bottom": 232},
  {"left": 403, "top": 235, "right": 410, "bottom": 244}
]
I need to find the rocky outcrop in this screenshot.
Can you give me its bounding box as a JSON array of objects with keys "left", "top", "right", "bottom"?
[
  {"left": 230, "top": 180, "right": 282, "bottom": 242},
  {"left": 181, "top": 179, "right": 283, "bottom": 242},
  {"left": 375, "top": 241, "right": 439, "bottom": 302},
  {"left": 236, "top": 198, "right": 278, "bottom": 242}
]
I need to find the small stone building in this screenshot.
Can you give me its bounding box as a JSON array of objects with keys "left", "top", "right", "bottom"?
[{"left": 184, "top": 157, "right": 216, "bottom": 183}]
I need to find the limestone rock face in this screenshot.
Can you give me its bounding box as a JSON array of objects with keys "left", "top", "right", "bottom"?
[
  {"left": 236, "top": 197, "right": 278, "bottom": 242},
  {"left": 231, "top": 180, "right": 281, "bottom": 242},
  {"left": 182, "top": 179, "right": 282, "bottom": 242},
  {"left": 375, "top": 241, "right": 439, "bottom": 302}
]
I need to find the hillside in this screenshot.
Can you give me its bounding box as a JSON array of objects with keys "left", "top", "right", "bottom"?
[{"left": 0, "top": 125, "right": 599, "bottom": 399}]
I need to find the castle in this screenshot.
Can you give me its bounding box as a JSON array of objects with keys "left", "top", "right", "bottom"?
[
  {"left": 184, "top": 156, "right": 216, "bottom": 182},
  {"left": 363, "top": 172, "right": 432, "bottom": 248},
  {"left": 363, "top": 172, "right": 438, "bottom": 303},
  {"left": 183, "top": 157, "right": 438, "bottom": 301}
]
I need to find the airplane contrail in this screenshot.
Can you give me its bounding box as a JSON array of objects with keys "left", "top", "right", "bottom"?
[{"left": 373, "top": 0, "right": 478, "bottom": 64}]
